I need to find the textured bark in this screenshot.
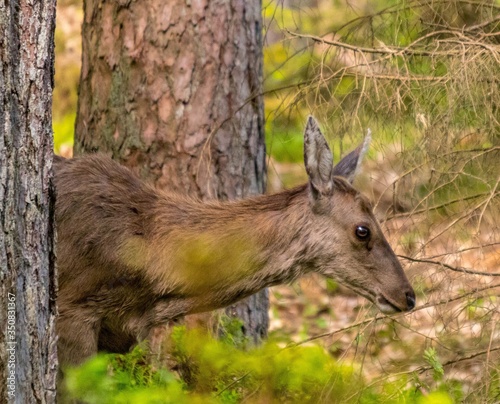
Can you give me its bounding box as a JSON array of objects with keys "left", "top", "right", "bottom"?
[
  {"left": 75, "top": 0, "right": 268, "bottom": 342},
  {"left": 0, "top": 0, "right": 58, "bottom": 403}
]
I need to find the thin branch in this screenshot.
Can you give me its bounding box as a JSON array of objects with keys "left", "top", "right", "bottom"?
[
  {"left": 399, "top": 255, "right": 500, "bottom": 277},
  {"left": 288, "top": 283, "right": 500, "bottom": 347},
  {"left": 375, "top": 147, "right": 500, "bottom": 216},
  {"left": 360, "top": 345, "right": 500, "bottom": 393},
  {"left": 476, "top": 175, "right": 500, "bottom": 233},
  {"left": 286, "top": 29, "right": 463, "bottom": 57},
  {"left": 466, "top": 14, "right": 500, "bottom": 32},
  {"left": 417, "top": 345, "right": 500, "bottom": 374},
  {"left": 330, "top": 0, "right": 500, "bottom": 37},
  {"left": 423, "top": 195, "right": 492, "bottom": 246},
  {"left": 423, "top": 242, "right": 500, "bottom": 260},
  {"left": 385, "top": 190, "right": 499, "bottom": 221},
  {"left": 216, "top": 372, "right": 251, "bottom": 396}
]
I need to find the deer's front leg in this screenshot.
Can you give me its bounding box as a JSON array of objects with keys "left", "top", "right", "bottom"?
[{"left": 57, "top": 308, "right": 100, "bottom": 368}]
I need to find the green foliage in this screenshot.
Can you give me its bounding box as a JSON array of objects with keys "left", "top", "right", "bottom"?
[
  {"left": 325, "top": 278, "right": 339, "bottom": 294},
  {"left": 53, "top": 2, "right": 82, "bottom": 155},
  {"left": 217, "top": 316, "right": 250, "bottom": 350},
  {"left": 53, "top": 112, "right": 75, "bottom": 154},
  {"left": 169, "top": 325, "right": 364, "bottom": 401},
  {"left": 266, "top": 129, "right": 304, "bottom": 163},
  {"left": 261, "top": 0, "right": 500, "bottom": 194},
  {"left": 418, "top": 391, "right": 453, "bottom": 404},
  {"left": 65, "top": 346, "right": 191, "bottom": 404},
  {"left": 64, "top": 326, "right": 460, "bottom": 404},
  {"left": 485, "top": 368, "right": 500, "bottom": 402},
  {"left": 423, "top": 348, "right": 444, "bottom": 381}
]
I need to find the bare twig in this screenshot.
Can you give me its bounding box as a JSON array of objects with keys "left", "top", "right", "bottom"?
[
  {"left": 359, "top": 345, "right": 500, "bottom": 394},
  {"left": 399, "top": 255, "right": 500, "bottom": 277},
  {"left": 216, "top": 372, "right": 251, "bottom": 396},
  {"left": 286, "top": 29, "right": 466, "bottom": 57},
  {"left": 385, "top": 190, "right": 500, "bottom": 221},
  {"left": 288, "top": 282, "right": 500, "bottom": 347},
  {"left": 417, "top": 346, "right": 500, "bottom": 374}
]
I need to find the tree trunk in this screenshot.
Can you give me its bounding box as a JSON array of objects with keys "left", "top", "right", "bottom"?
[
  {"left": 0, "top": 0, "right": 58, "bottom": 402},
  {"left": 75, "top": 0, "right": 268, "bottom": 342}
]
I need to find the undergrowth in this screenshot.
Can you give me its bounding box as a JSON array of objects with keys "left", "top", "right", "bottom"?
[{"left": 65, "top": 323, "right": 455, "bottom": 404}]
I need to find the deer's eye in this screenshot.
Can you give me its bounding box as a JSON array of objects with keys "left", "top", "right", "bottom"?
[{"left": 355, "top": 225, "right": 370, "bottom": 241}]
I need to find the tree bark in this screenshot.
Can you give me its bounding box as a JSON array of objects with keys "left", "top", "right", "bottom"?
[
  {"left": 75, "top": 0, "right": 268, "bottom": 342},
  {"left": 0, "top": 0, "right": 58, "bottom": 403}
]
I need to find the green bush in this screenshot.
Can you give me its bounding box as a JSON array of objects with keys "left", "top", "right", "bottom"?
[{"left": 64, "top": 325, "right": 456, "bottom": 404}]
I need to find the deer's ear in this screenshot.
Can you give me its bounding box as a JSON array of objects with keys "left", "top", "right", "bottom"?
[
  {"left": 332, "top": 129, "right": 371, "bottom": 183},
  {"left": 304, "top": 116, "right": 334, "bottom": 197}
]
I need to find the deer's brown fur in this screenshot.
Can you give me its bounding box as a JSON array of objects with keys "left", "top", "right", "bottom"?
[{"left": 54, "top": 117, "right": 415, "bottom": 367}]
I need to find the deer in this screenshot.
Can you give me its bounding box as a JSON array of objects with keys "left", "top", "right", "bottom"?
[{"left": 54, "top": 116, "right": 415, "bottom": 369}]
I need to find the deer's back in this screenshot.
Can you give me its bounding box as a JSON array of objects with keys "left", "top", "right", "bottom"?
[{"left": 54, "top": 155, "right": 160, "bottom": 302}]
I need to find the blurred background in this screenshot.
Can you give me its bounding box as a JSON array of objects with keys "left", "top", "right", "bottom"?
[{"left": 55, "top": 0, "right": 499, "bottom": 402}]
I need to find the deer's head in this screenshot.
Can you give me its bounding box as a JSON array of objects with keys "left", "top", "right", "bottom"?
[{"left": 303, "top": 116, "right": 415, "bottom": 313}]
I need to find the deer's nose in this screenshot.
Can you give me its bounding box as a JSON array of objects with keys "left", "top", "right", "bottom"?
[{"left": 405, "top": 291, "right": 416, "bottom": 311}]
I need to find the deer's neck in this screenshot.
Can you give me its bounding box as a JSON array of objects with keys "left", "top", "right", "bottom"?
[{"left": 125, "top": 185, "right": 318, "bottom": 310}]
